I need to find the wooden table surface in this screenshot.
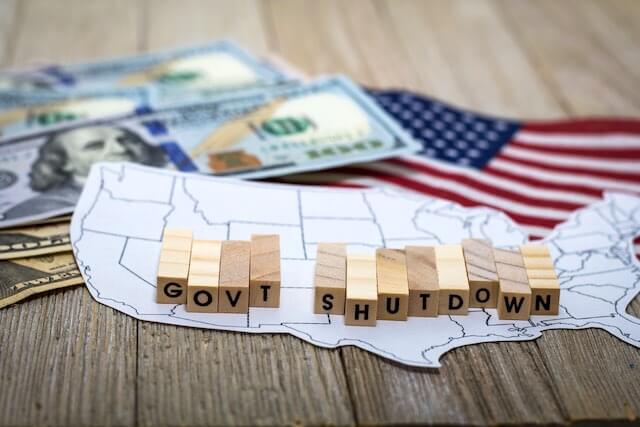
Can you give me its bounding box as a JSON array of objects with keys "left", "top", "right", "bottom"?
[{"left": 1, "top": 1, "right": 639, "bottom": 425}]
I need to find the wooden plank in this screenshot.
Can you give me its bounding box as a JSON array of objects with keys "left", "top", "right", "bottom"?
[
  {"left": 341, "top": 337, "right": 569, "bottom": 426},
  {"left": 0, "top": 287, "right": 136, "bottom": 426},
  {"left": 534, "top": 329, "right": 640, "bottom": 423},
  {"left": 11, "top": 0, "right": 141, "bottom": 65},
  {"left": 138, "top": 324, "right": 355, "bottom": 425},
  {"left": 0, "top": 0, "right": 17, "bottom": 68},
  {"left": 383, "top": 0, "right": 563, "bottom": 117},
  {"left": 144, "top": 0, "right": 270, "bottom": 54},
  {"left": 498, "top": 0, "right": 640, "bottom": 115}
]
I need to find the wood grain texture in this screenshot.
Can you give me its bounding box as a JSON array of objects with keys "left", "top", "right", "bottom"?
[
  {"left": 249, "top": 234, "right": 280, "bottom": 307},
  {"left": 0, "top": 0, "right": 17, "bottom": 67},
  {"left": 186, "top": 240, "right": 221, "bottom": 313},
  {"left": 405, "top": 246, "right": 439, "bottom": 317},
  {"left": 313, "top": 242, "right": 346, "bottom": 315},
  {"left": 521, "top": 244, "right": 560, "bottom": 315},
  {"left": 375, "top": 248, "right": 408, "bottom": 321},
  {"left": 346, "top": 253, "right": 378, "bottom": 326},
  {"left": 218, "top": 240, "right": 250, "bottom": 313},
  {"left": 499, "top": 0, "right": 640, "bottom": 115},
  {"left": 11, "top": 0, "right": 142, "bottom": 65},
  {"left": 137, "top": 323, "right": 355, "bottom": 426},
  {"left": 157, "top": 232, "right": 192, "bottom": 304},
  {"left": 494, "top": 248, "right": 532, "bottom": 320},
  {"left": 1, "top": 0, "right": 640, "bottom": 425},
  {"left": 463, "top": 238, "right": 499, "bottom": 308},
  {"left": 0, "top": 1, "right": 140, "bottom": 425},
  {"left": 435, "top": 245, "right": 469, "bottom": 315},
  {"left": 0, "top": 287, "right": 136, "bottom": 426},
  {"left": 462, "top": 238, "right": 499, "bottom": 285}
]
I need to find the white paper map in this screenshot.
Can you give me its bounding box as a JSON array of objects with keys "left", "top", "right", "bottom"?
[{"left": 70, "top": 162, "right": 640, "bottom": 367}]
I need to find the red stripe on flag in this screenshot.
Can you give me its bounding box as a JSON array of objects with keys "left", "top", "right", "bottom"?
[
  {"left": 482, "top": 163, "right": 604, "bottom": 198},
  {"left": 510, "top": 139, "right": 640, "bottom": 159},
  {"left": 387, "top": 158, "right": 583, "bottom": 212},
  {"left": 341, "top": 166, "right": 561, "bottom": 230},
  {"left": 498, "top": 152, "right": 640, "bottom": 184},
  {"left": 522, "top": 119, "right": 640, "bottom": 134}
]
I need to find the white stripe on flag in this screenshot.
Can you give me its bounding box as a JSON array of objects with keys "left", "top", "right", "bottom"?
[
  {"left": 490, "top": 158, "right": 640, "bottom": 193},
  {"left": 359, "top": 162, "right": 572, "bottom": 220},
  {"left": 397, "top": 155, "right": 598, "bottom": 205},
  {"left": 503, "top": 145, "right": 640, "bottom": 173},
  {"left": 514, "top": 131, "right": 640, "bottom": 148}
]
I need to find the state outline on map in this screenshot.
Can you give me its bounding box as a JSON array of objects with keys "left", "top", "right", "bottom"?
[{"left": 70, "top": 162, "right": 640, "bottom": 367}]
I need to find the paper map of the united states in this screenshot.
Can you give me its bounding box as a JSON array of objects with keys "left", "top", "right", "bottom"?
[{"left": 70, "top": 162, "right": 640, "bottom": 367}]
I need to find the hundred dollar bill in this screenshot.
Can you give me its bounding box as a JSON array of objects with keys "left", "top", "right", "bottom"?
[
  {"left": 0, "top": 40, "right": 290, "bottom": 94},
  {"left": 0, "top": 75, "right": 419, "bottom": 227},
  {"left": 0, "top": 81, "right": 299, "bottom": 140},
  {"left": 0, "top": 252, "right": 83, "bottom": 309},
  {"left": 0, "top": 43, "right": 298, "bottom": 139},
  {"left": 0, "top": 221, "right": 70, "bottom": 259},
  {"left": 0, "top": 87, "right": 153, "bottom": 139}
]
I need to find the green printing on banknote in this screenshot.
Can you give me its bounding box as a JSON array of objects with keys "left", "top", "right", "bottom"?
[{"left": 0, "top": 76, "right": 419, "bottom": 228}]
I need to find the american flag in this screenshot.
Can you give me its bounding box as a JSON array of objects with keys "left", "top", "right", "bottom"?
[{"left": 279, "top": 88, "right": 640, "bottom": 255}]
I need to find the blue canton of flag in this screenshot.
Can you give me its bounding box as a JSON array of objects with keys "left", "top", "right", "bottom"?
[{"left": 373, "top": 90, "right": 519, "bottom": 168}]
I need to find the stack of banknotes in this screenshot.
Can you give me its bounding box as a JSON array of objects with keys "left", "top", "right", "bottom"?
[{"left": 0, "top": 40, "right": 420, "bottom": 308}]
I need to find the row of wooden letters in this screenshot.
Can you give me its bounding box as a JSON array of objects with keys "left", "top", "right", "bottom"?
[
  {"left": 156, "top": 228, "right": 281, "bottom": 312},
  {"left": 313, "top": 239, "right": 560, "bottom": 326}
]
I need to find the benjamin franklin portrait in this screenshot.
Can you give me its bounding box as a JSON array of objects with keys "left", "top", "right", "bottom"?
[{"left": 3, "top": 125, "right": 167, "bottom": 219}]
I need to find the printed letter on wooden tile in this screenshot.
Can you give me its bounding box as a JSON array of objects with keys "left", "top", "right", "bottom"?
[
  {"left": 406, "top": 246, "right": 439, "bottom": 317},
  {"left": 494, "top": 247, "right": 531, "bottom": 320},
  {"left": 250, "top": 234, "right": 281, "bottom": 308},
  {"left": 157, "top": 228, "right": 192, "bottom": 304},
  {"left": 462, "top": 239, "right": 499, "bottom": 308},
  {"left": 186, "top": 240, "right": 222, "bottom": 313},
  {"left": 521, "top": 245, "right": 560, "bottom": 315},
  {"left": 376, "top": 248, "right": 409, "bottom": 321},
  {"left": 435, "top": 245, "right": 469, "bottom": 315},
  {"left": 345, "top": 254, "right": 378, "bottom": 326},
  {"left": 218, "top": 240, "right": 250, "bottom": 313},
  {"left": 313, "top": 243, "right": 347, "bottom": 315}
]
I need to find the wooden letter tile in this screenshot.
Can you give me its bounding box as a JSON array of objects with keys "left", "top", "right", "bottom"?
[
  {"left": 435, "top": 245, "right": 469, "bottom": 315},
  {"left": 405, "top": 246, "right": 439, "bottom": 317},
  {"left": 462, "top": 238, "right": 499, "bottom": 308},
  {"left": 218, "top": 240, "right": 250, "bottom": 313},
  {"left": 250, "top": 234, "right": 281, "bottom": 308},
  {"left": 157, "top": 228, "right": 192, "bottom": 304},
  {"left": 313, "top": 243, "right": 346, "bottom": 315},
  {"left": 345, "top": 254, "right": 378, "bottom": 326},
  {"left": 521, "top": 244, "right": 560, "bottom": 315},
  {"left": 376, "top": 248, "right": 409, "bottom": 321},
  {"left": 186, "top": 240, "right": 222, "bottom": 313},
  {"left": 494, "top": 247, "right": 532, "bottom": 320}
]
